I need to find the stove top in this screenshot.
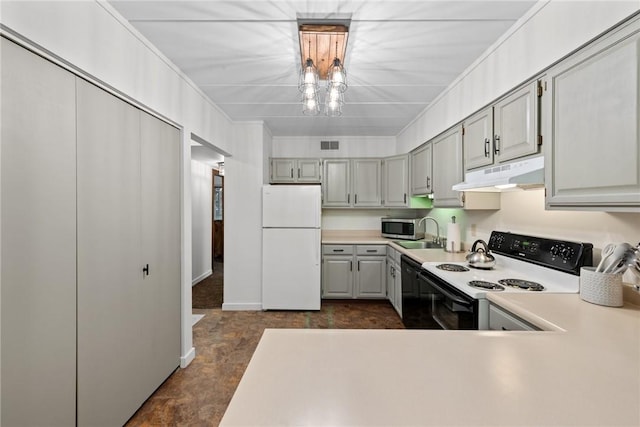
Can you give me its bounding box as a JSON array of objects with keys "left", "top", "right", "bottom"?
[{"left": 420, "top": 231, "right": 593, "bottom": 300}]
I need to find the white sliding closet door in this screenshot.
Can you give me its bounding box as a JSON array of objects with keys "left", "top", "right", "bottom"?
[
  {"left": 1, "top": 37, "right": 77, "bottom": 427},
  {"left": 76, "top": 79, "right": 145, "bottom": 427},
  {"left": 139, "top": 111, "right": 181, "bottom": 394}
]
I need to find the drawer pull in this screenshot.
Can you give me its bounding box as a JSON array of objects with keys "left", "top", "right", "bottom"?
[
  {"left": 333, "top": 249, "right": 344, "bottom": 252},
  {"left": 366, "top": 249, "right": 376, "bottom": 253}
]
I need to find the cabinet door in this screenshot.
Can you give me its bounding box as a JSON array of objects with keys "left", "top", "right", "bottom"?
[
  {"left": 393, "top": 261, "right": 403, "bottom": 317},
  {"left": 353, "top": 159, "right": 382, "bottom": 206},
  {"left": 386, "top": 258, "right": 395, "bottom": 306},
  {"left": 432, "top": 125, "right": 464, "bottom": 207},
  {"left": 411, "top": 143, "right": 432, "bottom": 195},
  {"left": 139, "top": 112, "right": 181, "bottom": 399},
  {"left": 1, "top": 38, "right": 77, "bottom": 427},
  {"left": 322, "top": 256, "right": 354, "bottom": 298},
  {"left": 464, "top": 107, "right": 493, "bottom": 170},
  {"left": 323, "top": 159, "right": 351, "bottom": 206},
  {"left": 355, "top": 256, "right": 387, "bottom": 298},
  {"left": 76, "top": 79, "right": 145, "bottom": 427},
  {"left": 545, "top": 20, "right": 640, "bottom": 209},
  {"left": 297, "top": 159, "right": 322, "bottom": 182},
  {"left": 383, "top": 155, "right": 409, "bottom": 206},
  {"left": 271, "top": 158, "right": 296, "bottom": 182},
  {"left": 494, "top": 81, "right": 539, "bottom": 163}
]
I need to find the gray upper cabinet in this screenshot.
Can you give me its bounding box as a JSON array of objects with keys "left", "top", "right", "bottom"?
[
  {"left": 544, "top": 17, "right": 640, "bottom": 211},
  {"left": 432, "top": 125, "right": 464, "bottom": 207},
  {"left": 463, "top": 108, "right": 494, "bottom": 170},
  {"left": 352, "top": 159, "right": 382, "bottom": 207},
  {"left": 410, "top": 143, "right": 432, "bottom": 196},
  {"left": 323, "top": 159, "right": 381, "bottom": 207},
  {"left": 270, "top": 158, "right": 321, "bottom": 183},
  {"left": 464, "top": 81, "right": 540, "bottom": 171},
  {"left": 323, "top": 159, "right": 351, "bottom": 206},
  {"left": 494, "top": 81, "right": 540, "bottom": 162},
  {"left": 382, "top": 154, "right": 409, "bottom": 207}
]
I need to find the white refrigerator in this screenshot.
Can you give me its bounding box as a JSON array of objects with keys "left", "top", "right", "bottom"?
[{"left": 262, "top": 185, "right": 321, "bottom": 310}]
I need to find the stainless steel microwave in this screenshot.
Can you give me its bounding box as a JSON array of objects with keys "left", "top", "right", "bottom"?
[{"left": 381, "top": 218, "right": 425, "bottom": 240}]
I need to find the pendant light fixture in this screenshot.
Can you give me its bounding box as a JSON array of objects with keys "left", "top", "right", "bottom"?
[
  {"left": 327, "top": 41, "right": 347, "bottom": 93},
  {"left": 297, "top": 22, "right": 349, "bottom": 117}
]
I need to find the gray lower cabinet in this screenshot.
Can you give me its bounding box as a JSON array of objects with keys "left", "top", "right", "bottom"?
[
  {"left": 1, "top": 39, "right": 180, "bottom": 427},
  {"left": 1, "top": 37, "right": 77, "bottom": 427},
  {"left": 322, "top": 245, "right": 387, "bottom": 299},
  {"left": 488, "top": 303, "right": 541, "bottom": 331}
]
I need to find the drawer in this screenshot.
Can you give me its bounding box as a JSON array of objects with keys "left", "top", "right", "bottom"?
[
  {"left": 323, "top": 245, "right": 354, "bottom": 255},
  {"left": 488, "top": 304, "right": 541, "bottom": 331},
  {"left": 356, "top": 245, "right": 387, "bottom": 256}
]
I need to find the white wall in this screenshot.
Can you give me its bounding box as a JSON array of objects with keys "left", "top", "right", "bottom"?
[
  {"left": 273, "top": 136, "right": 397, "bottom": 158},
  {"left": 191, "top": 160, "right": 212, "bottom": 285},
  {"left": 0, "top": 0, "right": 237, "bottom": 368},
  {"left": 223, "top": 122, "right": 268, "bottom": 310},
  {"left": 397, "top": 1, "right": 640, "bottom": 153}
]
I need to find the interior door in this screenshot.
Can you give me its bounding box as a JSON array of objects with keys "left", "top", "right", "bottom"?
[
  {"left": 139, "top": 111, "right": 181, "bottom": 398},
  {"left": 76, "top": 79, "right": 144, "bottom": 427},
  {"left": 1, "top": 37, "right": 77, "bottom": 427}
]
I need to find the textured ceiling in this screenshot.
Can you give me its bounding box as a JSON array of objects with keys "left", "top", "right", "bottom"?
[{"left": 109, "top": 1, "right": 537, "bottom": 137}]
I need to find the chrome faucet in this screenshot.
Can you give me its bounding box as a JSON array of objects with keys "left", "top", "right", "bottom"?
[{"left": 418, "top": 216, "right": 441, "bottom": 245}]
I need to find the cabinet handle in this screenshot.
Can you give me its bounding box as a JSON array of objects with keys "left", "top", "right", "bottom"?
[
  {"left": 333, "top": 249, "right": 344, "bottom": 252},
  {"left": 298, "top": 168, "right": 301, "bottom": 178},
  {"left": 143, "top": 264, "right": 149, "bottom": 276},
  {"left": 347, "top": 193, "right": 350, "bottom": 204},
  {"left": 484, "top": 138, "right": 490, "bottom": 157},
  {"left": 354, "top": 194, "right": 358, "bottom": 204},
  {"left": 404, "top": 193, "right": 407, "bottom": 203},
  {"left": 494, "top": 135, "right": 500, "bottom": 155},
  {"left": 426, "top": 177, "right": 431, "bottom": 189},
  {"left": 350, "top": 261, "right": 353, "bottom": 271},
  {"left": 366, "top": 249, "right": 376, "bottom": 253},
  {"left": 357, "top": 260, "right": 360, "bottom": 271},
  {"left": 290, "top": 168, "right": 293, "bottom": 178},
  {"left": 391, "top": 266, "right": 395, "bottom": 278}
]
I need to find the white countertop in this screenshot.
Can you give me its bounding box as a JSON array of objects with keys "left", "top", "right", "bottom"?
[
  {"left": 321, "top": 230, "right": 468, "bottom": 263},
  {"left": 221, "top": 293, "right": 640, "bottom": 426}
]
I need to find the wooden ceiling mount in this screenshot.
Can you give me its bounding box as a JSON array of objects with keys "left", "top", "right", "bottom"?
[{"left": 299, "top": 24, "right": 349, "bottom": 80}]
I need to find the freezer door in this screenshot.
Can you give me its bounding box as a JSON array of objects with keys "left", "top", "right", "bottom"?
[
  {"left": 262, "top": 185, "right": 321, "bottom": 228},
  {"left": 262, "top": 228, "right": 321, "bottom": 310}
]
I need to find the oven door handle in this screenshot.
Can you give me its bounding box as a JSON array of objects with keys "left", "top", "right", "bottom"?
[{"left": 420, "top": 273, "right": 472, "bottom": 307}]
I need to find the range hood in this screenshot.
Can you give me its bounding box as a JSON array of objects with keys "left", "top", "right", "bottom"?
[{"left": 452, "top": 156, "right": 544, "bottom": 192}]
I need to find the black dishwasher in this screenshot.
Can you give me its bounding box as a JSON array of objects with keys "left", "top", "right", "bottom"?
[{"left": 401, "top": 255, "right": 440, "bottom": 329}]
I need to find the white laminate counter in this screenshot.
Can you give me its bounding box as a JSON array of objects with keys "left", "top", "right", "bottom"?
[
  {"left": 321, "top": 230, "right": 468, "bottom": 264},
  {"left": 221, "top": 293, "right": 640, "bottom": 426}
]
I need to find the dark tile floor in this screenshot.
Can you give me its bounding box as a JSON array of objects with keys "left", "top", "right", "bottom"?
[{"left": 125, "top": 300, "right": 404, "bottom": 426}]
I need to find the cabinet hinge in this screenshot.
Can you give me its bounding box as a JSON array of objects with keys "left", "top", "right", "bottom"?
[
  {"left": 462, "top": 126, "right": 465, "bottom": 136},
  {"left": 537, "top": 135, "right": 543, "bottom": 146},
  {"left": 461, "top": 192, "right": 466, "bottom": 203}
]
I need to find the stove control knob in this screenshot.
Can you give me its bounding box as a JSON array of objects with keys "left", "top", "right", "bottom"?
[
  {"left": 550, "top": 245, "right": 560, "bottom": 256},
  {"left": 561, "top": 247, "right": 574, "bottom": 261}
]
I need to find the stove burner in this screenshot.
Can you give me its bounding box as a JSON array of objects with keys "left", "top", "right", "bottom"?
[
  {"left": 468, "top": 280, "right": 505, "bottom": 291},
  {"left": 498, "top": 278, "right": 545, "bottom": 291},
  {"left": 436, "top": 263, "right": 469, "bottom": 272}
]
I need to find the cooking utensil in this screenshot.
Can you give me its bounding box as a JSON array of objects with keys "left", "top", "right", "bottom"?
[
  {"left": 610, "top": 248, "right": 639, "bottom": 274},
  {"left": 602, "top": 243, "right": 633, "bottom": 274},
  {"left": 466, "top": 239, "right": 496, "bottom": 269},
  {"left": 596, "top": 243, "right": 616, "bottom": 272}
]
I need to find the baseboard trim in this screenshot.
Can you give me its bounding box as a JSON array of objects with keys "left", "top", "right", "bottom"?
[
  {"left": 191, "top": 269, "right": 213, "bottom": 287},
  {"left": 222, "top": 302, "right": 263, "bottom": 311},
  {"left": 180, "top": 347, "right": 196, "bottom": 368}
]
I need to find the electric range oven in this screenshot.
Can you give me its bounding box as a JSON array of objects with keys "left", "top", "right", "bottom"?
[{"left": 401, "top": 231, "right": 593, "bottom": 330}]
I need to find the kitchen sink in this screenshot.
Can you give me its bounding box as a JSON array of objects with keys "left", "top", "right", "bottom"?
[{"left": 393, "top": 240, "right": 443, "bottom": 250}]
